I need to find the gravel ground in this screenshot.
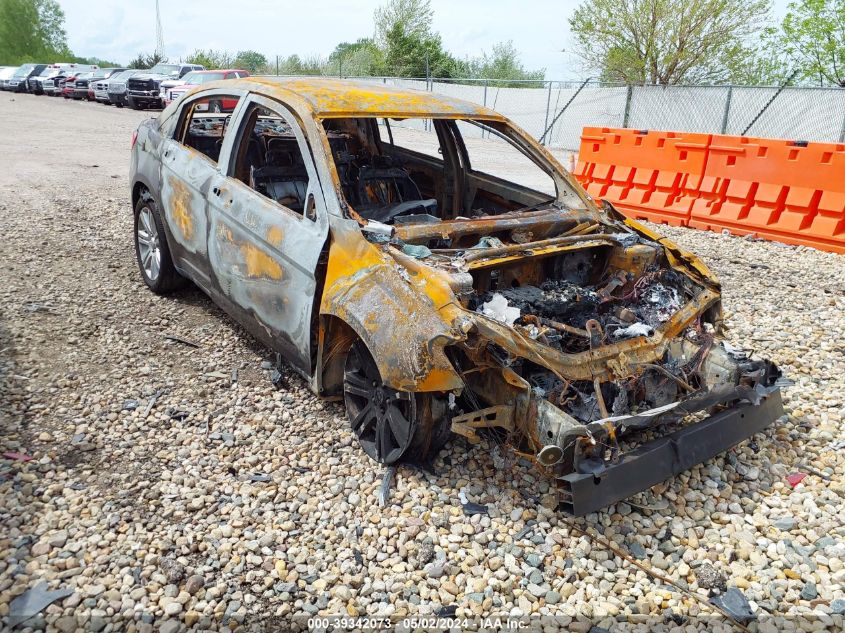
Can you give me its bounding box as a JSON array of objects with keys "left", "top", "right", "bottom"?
[{"left": 1, "top": 93, "right": 845, "bottom": 632}]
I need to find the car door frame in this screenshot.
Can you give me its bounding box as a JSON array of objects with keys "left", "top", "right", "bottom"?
[
  {"left": 157, "top": 87, "right": 249, "bottom": 290},
  {"left": 205, "top": 91, "right": 331, "bottom": 374}
]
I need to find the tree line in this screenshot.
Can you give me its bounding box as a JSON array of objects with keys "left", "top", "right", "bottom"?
[
  {"left": 0, "top": 0, "right": 121, "bottom": 67},
  {"left": 180, "top": 0, "right": 545, "bottom": 85},
  {"left": 2, "top": 0, "right": 843, "bottom": 87},
  {"left": 570, "top": 0, "right": 845, "bottom": 87}
]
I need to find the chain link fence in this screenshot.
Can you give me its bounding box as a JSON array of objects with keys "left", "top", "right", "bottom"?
[{"left": 259, "top": 75, "right": 845, "bottom": 151}]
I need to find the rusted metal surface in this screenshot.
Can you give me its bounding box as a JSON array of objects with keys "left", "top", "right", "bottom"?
[
  {"left": 319, "top": 220, "right": 464, "bottom": 393},
  {"left": 250, "top": 77, "right": 501, "bottom": 119}
]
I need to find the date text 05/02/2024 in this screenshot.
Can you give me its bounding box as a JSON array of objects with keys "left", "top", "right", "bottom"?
[{"left": 307, "top": 616, "right": 529, "bottom": 630}]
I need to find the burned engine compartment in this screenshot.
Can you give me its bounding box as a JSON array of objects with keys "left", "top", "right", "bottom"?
[
  {"left": 321, "top": 114, "right": 780, "bottom": 500},
  {"left": 369, "top": 205, "right": 781, "bottom": 481}
]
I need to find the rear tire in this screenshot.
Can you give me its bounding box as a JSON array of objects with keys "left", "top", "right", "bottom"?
[{"left": 133, "top": 197, "right": 185, "bottom": 294}]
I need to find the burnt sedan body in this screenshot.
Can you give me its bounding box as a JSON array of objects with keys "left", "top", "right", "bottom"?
[{"left": 129, "top": 79, "right": 782, "bottom": 515}]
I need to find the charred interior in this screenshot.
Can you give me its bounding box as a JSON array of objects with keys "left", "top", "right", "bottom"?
[{"left": 319, "top": 114, "right": 780, "bottom": 504}]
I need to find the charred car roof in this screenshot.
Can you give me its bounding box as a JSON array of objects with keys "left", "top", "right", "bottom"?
[{"left": 164, "top": 77, "right": 505, "bottom": 120}]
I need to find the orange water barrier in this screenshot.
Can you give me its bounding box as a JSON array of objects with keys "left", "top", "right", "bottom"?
[{"left": 574, "top": 127, "right": 845, "bottom": 254}]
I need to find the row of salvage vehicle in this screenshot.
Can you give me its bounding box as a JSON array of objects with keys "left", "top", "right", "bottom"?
[{"left": 0, "top": 62, "right": 248, "bottom": 110}]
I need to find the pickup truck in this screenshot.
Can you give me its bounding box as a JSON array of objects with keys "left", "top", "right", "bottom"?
[
  {"left": 162, "top": 69, "right": 249, "bottom": 110},
  {"left": 126, "top": 63, "right": 204, "bottom": 110},
  {"left": 76, "top": 68, "right": 126, "bottom": 101},
  {"left": 5, "top": 63, "right": 47, "bottom": 92}
]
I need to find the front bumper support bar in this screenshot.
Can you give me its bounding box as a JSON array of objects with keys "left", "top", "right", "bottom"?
[{"left": 557, "top": 389, "right": 784, "bottom": 516}]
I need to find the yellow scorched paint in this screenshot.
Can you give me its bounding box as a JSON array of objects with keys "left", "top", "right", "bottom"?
[
  {"left": 167, "top": 177, "right": 195, "bottom": 241},
  {"left": 240, "top": 243, "right": 283, "bottom": 280},
  {"left": 241, "top": 77, "right": 502, "bottom": 119},
  {"left": 266, "top": 226, "right": 285, "bottom": 247}
]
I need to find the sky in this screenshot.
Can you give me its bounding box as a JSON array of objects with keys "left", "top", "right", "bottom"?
[{"left": 58, "top": 0, "right": 792, "bottom": 79}]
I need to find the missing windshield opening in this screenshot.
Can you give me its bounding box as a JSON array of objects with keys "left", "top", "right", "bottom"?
[{"left": 322, "top": 116, "right": 562, "bottom": 227}]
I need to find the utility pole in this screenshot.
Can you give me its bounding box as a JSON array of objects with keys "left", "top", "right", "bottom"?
[{"left": 154, "top": 0, "right": 165, "bottom": 60}]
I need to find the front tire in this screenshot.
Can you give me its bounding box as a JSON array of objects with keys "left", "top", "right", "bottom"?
[
  {"left": 133, "top": 197, "right": 184, "bottom": 294},
  {"left": 343, "top": 340, "right": 451, "bottom": 465}
]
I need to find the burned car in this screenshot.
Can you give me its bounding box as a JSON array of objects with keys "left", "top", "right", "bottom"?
[{"left": 129, "top": 79, "right": 782, "bottom": 515}]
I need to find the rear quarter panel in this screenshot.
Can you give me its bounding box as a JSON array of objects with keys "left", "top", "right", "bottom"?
[{"left": 131, "top": 118, "right": 166, "bottom": 208}]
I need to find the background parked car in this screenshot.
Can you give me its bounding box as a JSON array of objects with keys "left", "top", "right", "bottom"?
[
  {"left": 72, "top": 71, "right": 100, "bottom": 100},
  {"left": 43, "top": 72, "right": 67, "bottom": 96},
  {"left": 28, "top": 65, "right": 59, "bottom": 94},
  {"left": 6, "top": 63, "right": 47, "bottom": 92},
  {"left": 106, "top": 69, "right": 140, "bottom": 107},
  {"left": 92, "top": 77, "right": 112, "bottom": 103},
  {"left": 126, "top": 62, "right": 203, "bottom": 110},
  {"left": 30, "top": 64, "right": 99, "bottom": 95},
  {"left": 163, "top": 69, "right": 249, "bottom": 109},
  {"left": 77, "top": 67, "right": 126, "bottom": 102},
  {"left": 60, "top": 72, "right": 85, "bottom": 98},
  {"left": 0, "top": 66, "right": 18, "bottom": 90}
]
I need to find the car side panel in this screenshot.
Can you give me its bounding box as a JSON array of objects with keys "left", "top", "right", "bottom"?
[
  {"left": 158, "top": 139, "right": 216, "bottom": 288},
  {"left": 204, "top": 94, "right": 330, "bottom": 373}
]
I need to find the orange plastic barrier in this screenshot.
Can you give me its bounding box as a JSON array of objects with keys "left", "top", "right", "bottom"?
[
  {"left": 575, "top": 127, "right": 710, "bottom": 226},
  {"left": 574, "top": 128, "right": 845, "bottom": 254},
  {"left": 688, "top": 135, "right": 845, "bottom": 254}
]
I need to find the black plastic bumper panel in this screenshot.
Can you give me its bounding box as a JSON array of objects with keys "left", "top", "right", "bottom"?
[{"left": 557, "top": 389, "right": 784, "bottom": 515}]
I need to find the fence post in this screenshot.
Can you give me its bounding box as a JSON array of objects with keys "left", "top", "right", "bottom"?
[
  {"left": 839, "top": 100, "right": 845, "bottom": 143},
  {"left": 539, "top": 77, "right": 593, "bottom": 145},
  {"left": 622, "top": 84, "right": 633, "bottom": 128},
  {"left": 275, "top": 55, "right": 279, "bottom": 76},
  {"left": 720, "top": 85, "right": 733, "bottom": 134},
  {"left": 543, "top": 81, "right": 553, "bottom": 145}
]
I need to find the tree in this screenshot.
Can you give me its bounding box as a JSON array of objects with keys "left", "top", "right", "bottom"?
[
  {"left": 370, "top": 0, "right": 458, "bottom": 76},
  {"left": 233, "top": 50, "right": 268, "bottom": 73},
  {"left": 276, "top": 54, "right": 328, "bottom": 76},
  {"left": 467, "top": 41, "right": 545, "bottom": 84},
  {"left": 329, "top": 38, "right": 384, "bottom": 76},
  {"left": 73, "top": 55, "right": 123, "bottom": 67},
  {"left": 779, "top": 0, "right": 845, "bottom": 86},
  {"left": 0, "top": 0, "right": 71, "bottom": 64},
  {"left": 379, "top": 21, "right": 459, "bottom": 77},
  {"left": 185, "top": 49, "right": 232, "bottom": 69},
  {"left": 568, "top": 0, "right": 772, "bottom": 85},
  {"left": 374, "top": 0, "right": 433, "bottom": 45},
  {"left": 128, "top": 52, "right": 167, "bottom": 69}
]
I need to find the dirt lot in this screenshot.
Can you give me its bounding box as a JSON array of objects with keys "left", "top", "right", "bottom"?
[{"left": 2, "top": 93, "right": 845, "bottom": 632}]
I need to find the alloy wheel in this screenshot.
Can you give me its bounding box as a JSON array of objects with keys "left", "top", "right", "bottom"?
[
  {"left": 136, "top": 206, "right": 162, "bottom": 282},
  {"left": 344, "top": 341, "right": 417, "bottom": 464}
]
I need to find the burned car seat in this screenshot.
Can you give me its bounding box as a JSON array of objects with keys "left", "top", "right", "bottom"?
[
  {"left": 355, "top": 158, "right": 437, "bottom": 223},
  {"left": 248, "top": 141, "right": 309, "bottom": 212}
]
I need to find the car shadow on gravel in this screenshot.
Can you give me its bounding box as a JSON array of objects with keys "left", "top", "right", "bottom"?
[{"left": 166, "top": 284, "right": 297, "bottom": 372}]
